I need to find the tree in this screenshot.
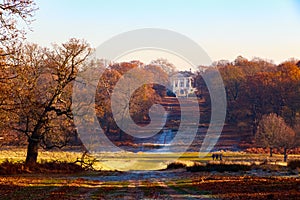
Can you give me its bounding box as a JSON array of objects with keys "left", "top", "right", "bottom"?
[
  {"left": 150, "top": 58, "right": 176, "bottom": 75},
  {"left": 234, "top": 55, "right": 249, "bottom": 66},
  {"left": 275, "top": 61, "right": 300, "bottom": 126},
  {"left": 0, "top": 49, "right": 12, "bottom": 134},
  {"left": 193, "top": 57, "right": 299, "bottom": 149},
  {"left": 242, "top": 72, "right": 278, "bottom": 135},
  {"left": 255, "top": 113, "right": 296, "bottom": 161},
  {"left": 241, "top": 60, "right": 300, "bottom": 132},
  {"left": 95, "top": 61, "right": 166, "bottom": 142},
  {"left": 143, "top": 64, "right": 169, "bottom": 97},
  {"left": 0, "top": 0, "right": 36, "bottom": 137},
  {"left": 218, "top": 65, "right": 245, "bottom": 123},
  {"left": 277, "top": 125, "right": 296, "bottom": 162},
  {"left": 0, "top": 0, "right": 36, "bottom": 56},
  {"left": 9, "top": 39, "right": 92, "bottom": 165},
  {"left": 211, "top": 59, "right": 230, "bottom": 67}
]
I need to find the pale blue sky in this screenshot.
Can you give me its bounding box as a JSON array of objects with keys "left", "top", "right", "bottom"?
[{"left": 26, "top": 0, "right": 300, "bottom": 64}]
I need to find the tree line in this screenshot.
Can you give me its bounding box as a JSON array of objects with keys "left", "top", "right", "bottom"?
[{"left": 194, "top": 56, "right": 300, "bottom": 160}]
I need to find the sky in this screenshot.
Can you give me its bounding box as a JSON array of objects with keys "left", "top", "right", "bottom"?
[{"left": 26, "top": 0, "right": 300, "bottom": 67}]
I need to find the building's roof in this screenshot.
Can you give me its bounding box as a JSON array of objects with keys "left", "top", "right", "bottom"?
[{"left": 170, "top": 70, "right": 194, "bottom": 78}]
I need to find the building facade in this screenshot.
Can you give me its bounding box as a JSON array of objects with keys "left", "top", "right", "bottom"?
[{"left": 169, "top": 71, "right": 196, "bottom": 97}]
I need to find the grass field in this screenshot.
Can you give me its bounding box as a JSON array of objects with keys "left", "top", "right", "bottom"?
[
  {"left": 0, "top": 148, "right": 299, "bottom": 199},
  {"left": 0, "top": 148, "right": 300, "bottom": 171},
  {"left": 0, "top": 170, "right": 299, "bottom": 199}
]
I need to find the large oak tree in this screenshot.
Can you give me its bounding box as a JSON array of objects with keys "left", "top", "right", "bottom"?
[{"left": 9, "top": 39, "right": 92, "bottom": 165}]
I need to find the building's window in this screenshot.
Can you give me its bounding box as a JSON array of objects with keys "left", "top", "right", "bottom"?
[
  {"left": 186, "top": 80, "right": 190, "bottom": 88},
  {"left": 175, "top": 82, "right": 178, "bottom": 87},
  {"left": 180, "top": 89, "right": 184, "bottom": 94},
  {"left": 180, "top": 81, "right": 184, "bottom": 87}
]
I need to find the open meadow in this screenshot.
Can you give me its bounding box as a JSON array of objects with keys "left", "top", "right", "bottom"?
[
  {"left": 0, "top": 148, "right": 299, "bottom": 199},
  {"left": 1, "top": 148, "right": 300, "bottom": 170}
]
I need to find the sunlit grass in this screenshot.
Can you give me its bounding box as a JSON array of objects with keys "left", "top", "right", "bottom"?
[
  {"left": 0, "top": 148, "right": 82, "bottom": 163},
  {"left": 1, "top": 148, "right": 299, "bottom": 171}
]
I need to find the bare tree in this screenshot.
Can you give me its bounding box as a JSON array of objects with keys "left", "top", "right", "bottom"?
[
  {"left": 150, "top": 58, "right": 176, "bottom": 75},
  {"left": 0, "top": 0, "right": 36, "bottom": 56},
  {"left": 276, "top": 124, "right": 296, "bottom": 162},
  {"left": 255, "top": 113, "right": 296, "bottom": 161},
  {"left": 9, "top": 39, "right": 92, "bottom": 165}
]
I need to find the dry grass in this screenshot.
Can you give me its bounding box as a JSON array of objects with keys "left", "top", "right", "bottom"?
[
  {"left": 0, "top": 148, "right": 300, "bottom": 171},
  {"left": 0, "top": 148, "right": 82, "bottom": 163},
  {"left": 0, "top": 171, "right": 299, "bottom": 200}
]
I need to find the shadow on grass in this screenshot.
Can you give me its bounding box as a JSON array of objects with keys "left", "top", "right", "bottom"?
[
  {"left": 0, "top": 175, "right": 299, "bottom": 200},
  {"left": 0, "top": 160, "right": 86, "bottom": 175}
]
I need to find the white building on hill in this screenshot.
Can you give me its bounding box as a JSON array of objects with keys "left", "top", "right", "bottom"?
[{"left": 169, "top": 71, "right": 196, "bottom": 97}]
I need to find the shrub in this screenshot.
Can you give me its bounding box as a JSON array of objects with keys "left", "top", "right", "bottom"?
[
  {"left": 0, "top": 160, "right": 25, "bottom": 175},
  {"left": 0, "top": 160, "right": 86, "bottom": 175},
  {"left": 288, "top": 160, "right": 300, "bottom": 170},
  {"left": 37, "top": 161, "right": 85, "bottom": 173},
  {"left": 187, "top": 162, "right": 252, "bottom": 172},
  {"left": 166, "top": 162, "right": 187, "bottom": 170}
]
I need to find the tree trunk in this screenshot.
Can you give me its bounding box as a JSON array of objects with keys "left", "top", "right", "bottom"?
[
  {"left": 25, "top": 137, "right": 39, "bottom": 165},
  {"left": 118, "top": 129, "right": 123, "bottom": 141},
  {"left": 283, "top": 148, "right": 288, "bottom": 162},
  {"left": 270, "top": 147, "right": 273, "bottom": 157}
]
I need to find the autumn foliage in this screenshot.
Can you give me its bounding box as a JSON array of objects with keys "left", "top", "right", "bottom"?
[{"left": 194, "top": 57, "right": 300, "bottom": 152}]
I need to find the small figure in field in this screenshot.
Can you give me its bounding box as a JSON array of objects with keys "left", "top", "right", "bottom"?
[
  {"left": 215, "top": 154, "right": 219, "bottom": 160},
  {"left": 212, "top": 154, "right": 215, "bottom": 160},
  {"left": 219, "top": 154, "right": 223, "bottom": 161}
]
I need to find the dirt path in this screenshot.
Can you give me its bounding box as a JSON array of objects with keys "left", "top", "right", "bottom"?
[{"left": 0, "top": 170, "right": 299, "bottom": 199}]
